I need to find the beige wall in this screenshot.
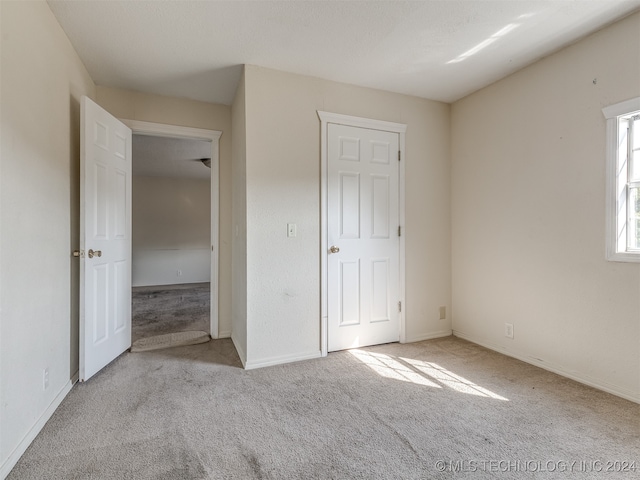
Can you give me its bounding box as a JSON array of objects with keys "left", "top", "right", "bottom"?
[
  {"left": 96, "top": 87, "right": 233, "bottom": 336},
  {"left": 0, "top": 0, "right": 96, "bottom": 474},
  {"left": 451, "top": 12, "right": 640, "bottom": 401},
  {"left": 132, "top": 176, "right": 211, "bottom": 287},
  {"left": 231, "top": 70, "right": 248, "bottom": 364},
  {"left": 242, "top": 65, "right": 451, "bottom": 367}
]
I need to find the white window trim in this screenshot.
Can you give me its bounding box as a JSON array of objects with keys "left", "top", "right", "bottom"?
[{"left": 603, "top": 97, "right": 640, "bottom": 263}]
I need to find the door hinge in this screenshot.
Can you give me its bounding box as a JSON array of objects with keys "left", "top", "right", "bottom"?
[
  {"left": 398, "top": 301, "right": 402, "bottom": 312},
  {"left": 398, "top": 226, "right": 401, "bottom": 237},
  {"left": 398, "top": 150, "right": 401, "bottom": 161}
]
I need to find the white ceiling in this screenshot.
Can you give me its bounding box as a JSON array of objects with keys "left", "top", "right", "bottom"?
[
  {"left": 133, "top": 135, "right": 212, "bottom": 180},
  {"left": 48, "top": 1, "right": 640, "bottom": 105}
]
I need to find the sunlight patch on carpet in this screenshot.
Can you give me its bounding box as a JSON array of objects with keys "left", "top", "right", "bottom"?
[
  {"left": 349, "top": 349, "right": 508, "bottom": 401},
  {"left": 349, "top": 349, "right": 441, "bottom": 388}
]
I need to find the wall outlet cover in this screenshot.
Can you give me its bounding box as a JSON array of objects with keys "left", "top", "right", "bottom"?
[{"left": 505, "top": 323, "right": 514, "bottom": 339}]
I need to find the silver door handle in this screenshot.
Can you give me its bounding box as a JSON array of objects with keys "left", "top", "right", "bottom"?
[
  {"left": 88, "top": 249, "right": 102, "bottom": 259},
  {"left": 329, "top": 245, "right": 340, "bottom": 254}
]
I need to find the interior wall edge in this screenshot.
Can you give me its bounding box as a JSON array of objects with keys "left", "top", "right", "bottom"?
[{"left": 231, "top": 333, "right": 247, "bottom": 368}]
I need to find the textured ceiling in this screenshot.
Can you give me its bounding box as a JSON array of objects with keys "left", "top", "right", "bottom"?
[
  {"left": 133, "top": 135, "right": 212, "bottom": 180},
  {"left": 48, "top": 1, "right": 640, "bottom": 105}
]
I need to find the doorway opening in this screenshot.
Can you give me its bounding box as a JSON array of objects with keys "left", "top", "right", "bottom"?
[
  {"left": 122, "top": 119, "right": 222, "bottom": 345},
  {"left": 131, "top": 134, "right": 212, "bottom": 343}
]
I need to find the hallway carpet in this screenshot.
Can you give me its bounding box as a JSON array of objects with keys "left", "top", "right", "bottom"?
[
  {"left": 132, "top": 283, "right": 210, "bottom": 342},
  {"left": 130, "top": 330, "right": 211, "bottom": 352},
  {"left": 8, "top": 337, "right": 639, "bottom": 479}
]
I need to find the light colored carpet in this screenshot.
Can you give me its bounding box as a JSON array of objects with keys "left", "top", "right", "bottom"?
[
  {"left": 8, "top": 337, "right": 640, "bottom": 479},
  {"left": 130, "top": 331, "right": 211, "bottom": 352},
  {"left": 132, "top": 283, "right": 210, "bottom": 342}
]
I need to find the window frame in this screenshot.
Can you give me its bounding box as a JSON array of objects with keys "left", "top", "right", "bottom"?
[{"left": 603, "top": 97, "right": 640, "bottom": 263}]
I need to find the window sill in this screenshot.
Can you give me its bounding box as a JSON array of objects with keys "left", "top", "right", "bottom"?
[{"left": 607, "top": 251, "right": 640, "bottom": 263}]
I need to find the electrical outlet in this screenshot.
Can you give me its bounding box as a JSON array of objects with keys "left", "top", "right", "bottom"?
[
  {"left": 439, "top": 306, "right": 446, "bottom": 320},
  {"left": 505, "top": 323, "right": 514, "bottom": 339},
  {"left": 43, "top": 368, "right": 49, "bottom": 390},
  {"left": 177, "top": 270, "right": 182, "bottom": 277}
]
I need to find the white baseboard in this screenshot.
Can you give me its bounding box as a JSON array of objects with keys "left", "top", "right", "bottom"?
[
  {"left": 244, "top": 350, "right": 322, "bottom": 370},
  {"left": 1, "top": 379, "right": 74, "bottom": 479},
  {"left": 217, "top": 330, "right": 232, "bottom": 339},
  {"left": 453, "top": 330, "right": 639, "bottom": 404},
  {"left": 404, "top": 329, "right": 453, "bottom": 343}
]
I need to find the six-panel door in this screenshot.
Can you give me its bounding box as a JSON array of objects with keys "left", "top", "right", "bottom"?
[
  {"left": 80, "top": 96, "right": 132, "bottom": 381},
  {"left": 327, "top": 124, "right": 400, "bottom": 352}
]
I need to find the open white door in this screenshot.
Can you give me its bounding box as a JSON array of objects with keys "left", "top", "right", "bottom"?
[{"left": 79, "top": 96, "right": 132, "bottom": 381}]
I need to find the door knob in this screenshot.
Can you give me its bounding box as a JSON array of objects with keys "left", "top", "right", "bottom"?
[
  {"left": 329, "top": 245, "right": 340, "bottom": 254},
  {"left": 88, "top": 249, "right": 102, "bottom": 259}
]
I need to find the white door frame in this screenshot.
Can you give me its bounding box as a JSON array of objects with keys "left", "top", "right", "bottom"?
[
  {"left": 120, "top": 119, "right": 222, "bottom": 338},
  {"left": 317, "top": 111, "right": 407, "bottom": 356}
]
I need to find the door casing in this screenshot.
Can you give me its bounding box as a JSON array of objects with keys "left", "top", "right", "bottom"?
[
  {"left": 120, "top": 119, "right": 222, "bottom": 338},
  {"left": 318, "top": 111, "right": 407, "bottom": 356}
]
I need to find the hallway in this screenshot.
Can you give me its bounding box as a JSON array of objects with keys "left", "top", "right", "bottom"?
[{"left": 132, "top": 283, "right": 210, "bottom": 342}]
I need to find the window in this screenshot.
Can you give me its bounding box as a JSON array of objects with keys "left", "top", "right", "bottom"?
[{"left": 603, "top": 97, "right": 640, "bottom": 262}]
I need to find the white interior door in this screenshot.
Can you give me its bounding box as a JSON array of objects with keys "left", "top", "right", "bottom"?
[
  {"left": 80, "top": 96, "right": 132, "bottom": 381},
  {"left": 327, "top": 124, "right": 400, "bottom": 352}
]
